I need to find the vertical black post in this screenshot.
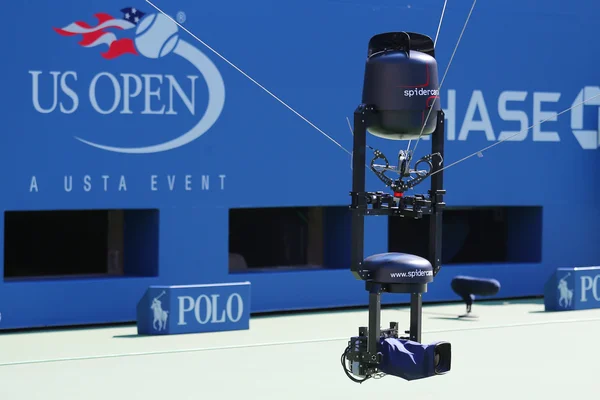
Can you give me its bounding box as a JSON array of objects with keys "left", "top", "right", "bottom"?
[
  {"left": 409, "top": 293, "right": 422, "bottom": 342},
  {"left": 351, "top": 106, "right": 368, "bottom": 280},
  {"left": 368, "top": 286, "right": 381, "bottom": 355},
  {"left": 429, "top": 110, "right": 445, "bottom": 276}
]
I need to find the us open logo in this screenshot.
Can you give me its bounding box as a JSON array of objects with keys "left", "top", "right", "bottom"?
[{"left": 34, "top": 7, "right": 225, "bottom": 154}]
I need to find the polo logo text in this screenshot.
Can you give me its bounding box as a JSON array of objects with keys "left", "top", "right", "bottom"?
[
  {"left": 137, "top": 282, "right": 251, "bottom": 335},
  {"left": 580, "top": 274, "right": 600, "bottom": 302},
  {"left": 177, "top": 293, "right": 244, "bottom": 325}
]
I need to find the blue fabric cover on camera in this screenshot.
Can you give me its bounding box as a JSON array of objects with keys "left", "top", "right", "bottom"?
[{"left": 377, "top": 338, "right": 442, "bottom": 381}]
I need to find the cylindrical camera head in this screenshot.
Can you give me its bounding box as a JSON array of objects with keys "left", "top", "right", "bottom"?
[{"left": 362, "top": 32, "right": 440, "bottom": 140}]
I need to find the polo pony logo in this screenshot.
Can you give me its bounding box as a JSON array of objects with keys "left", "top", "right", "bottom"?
[
  {"left": 151, "top": 291, "right": 169, "bottom": 331},
  {"left": 557, "top": 273, "right": 573, "bottom": 308},
  {"left": 52, "top": 6, "right": 225, "bottom": 154}
]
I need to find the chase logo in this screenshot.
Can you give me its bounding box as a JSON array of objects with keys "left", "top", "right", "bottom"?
[
  {"left": 31, "top": 7, "right": 225, "bottom": 154},
  {"left": 570, "top": 86, "right": 600, "bottom": 150}
]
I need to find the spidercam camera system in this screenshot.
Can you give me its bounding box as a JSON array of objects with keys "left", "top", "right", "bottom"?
[
  {"left": 145, "top": 0, "right": 600, "bottom": 385},
  {"left": 341, "top": 31, "right": 451, "bottom": 383}
]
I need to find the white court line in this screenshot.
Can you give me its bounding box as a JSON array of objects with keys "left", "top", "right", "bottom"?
[{"left": 1, "top": 316, "right": 599, "bottom": 367}]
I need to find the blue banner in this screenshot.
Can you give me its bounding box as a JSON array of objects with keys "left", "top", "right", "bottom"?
[{"left": 0, "top": 0, "right": 599, "bottom": 329}]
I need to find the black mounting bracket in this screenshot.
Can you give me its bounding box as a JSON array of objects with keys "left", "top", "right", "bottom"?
[
  {"left": 350, "top": 105, "right": 446, "bottom": 280},
  {"left": 346, "top": 105, "right": 446, "bottom": 377}
]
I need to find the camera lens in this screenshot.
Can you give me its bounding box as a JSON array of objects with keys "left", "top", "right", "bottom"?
[{"left": 433, "top": 342, "right": 451, "bottom": 374}]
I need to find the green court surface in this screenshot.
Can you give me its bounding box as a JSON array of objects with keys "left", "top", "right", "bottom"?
[{"left": 0, "top": 298, "right": 598, "bottom": 399}]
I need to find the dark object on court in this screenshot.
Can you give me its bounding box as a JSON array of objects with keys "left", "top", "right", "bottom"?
[{"left": 451, "top": 275, "right": 501, "bottom": 314}]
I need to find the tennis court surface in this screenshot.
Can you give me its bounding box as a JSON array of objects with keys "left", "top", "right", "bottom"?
[{"left": 1, "top": 298, "right": 598, "bottom": 399}]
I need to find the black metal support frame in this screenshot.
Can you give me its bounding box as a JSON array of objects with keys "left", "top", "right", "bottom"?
[{"left": 349, "top": 105, "right": 445, "bottom": 356}]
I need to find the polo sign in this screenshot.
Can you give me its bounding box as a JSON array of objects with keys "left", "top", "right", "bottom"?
[
  {"left": 544, "top": 267, "right": 600, "bottom": 311},
  {"left": 137, "top": 282, "right": 251, "bottom": 335}
]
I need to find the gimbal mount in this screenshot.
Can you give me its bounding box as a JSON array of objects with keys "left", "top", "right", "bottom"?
[{"left": 342, "top": 104, "right": 447, "bottom": 382}]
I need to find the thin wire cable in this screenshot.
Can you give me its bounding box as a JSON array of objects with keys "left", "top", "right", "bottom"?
[
  {"left": 434, "top": 0, "right": 449, "bottom": 48},
  {"left": 430, "top": 92, "right": 600, "bottom": 176},
  {"left": 145, "top": 0, "right": 352, "bottom": 156},
  {"left": 411, "top": 0, "right": 477, "bottom": 157},
  {"left": 406, "top": 0, "right": 449, "bottom": 152},
  {"left": 346, "top": 117, "right": 353, "bottom": 137},
  {"left": 346, "top": 117, "right": 354, "bottom": 169}
]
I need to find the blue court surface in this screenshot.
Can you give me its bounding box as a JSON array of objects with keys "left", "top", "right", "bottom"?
[{"left": 0, "top": 298, "right": 598, "bottom": 400}]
